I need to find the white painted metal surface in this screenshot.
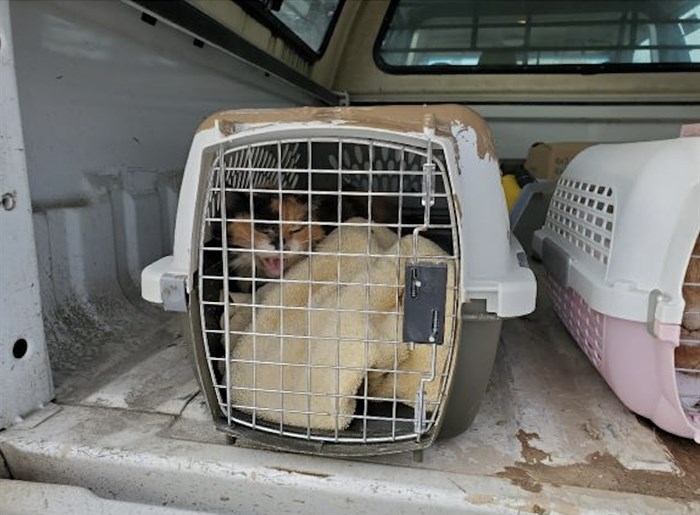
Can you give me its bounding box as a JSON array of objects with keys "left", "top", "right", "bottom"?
[
  {"left": 0, "top": 480, "right": 203, "bottom": 515},
  {"left": 1, "top": 280, "right": 696, "bottom": 513},
  {"left": 0, "top": 0, "right": 54, "bottom": 429},
  {"left": 3, "top": 0, "right": 698, "bottom": 510},
  {"left": 5, "top": 0, "right": 318, "bottom": 411}
]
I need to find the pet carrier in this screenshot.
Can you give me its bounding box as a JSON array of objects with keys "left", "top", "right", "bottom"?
[
  {"left": 533, "top": 137, "right": 700, "bottom": 442},
  {"left": 142, "top": 105, "right": 536, "bottom": 456}
]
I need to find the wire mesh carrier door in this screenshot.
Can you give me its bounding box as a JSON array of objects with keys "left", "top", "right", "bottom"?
[{"left": 194, "top": 133, "right": 461, "bottom": 455}]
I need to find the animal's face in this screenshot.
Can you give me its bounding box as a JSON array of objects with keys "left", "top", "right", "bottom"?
[{"left": 226, "top": 192, "right": 325, "bottom": 278}]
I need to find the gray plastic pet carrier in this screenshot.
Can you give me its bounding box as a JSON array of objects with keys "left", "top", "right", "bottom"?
[{"left": 142, "top": 105, "right": 536, "bottom": 456}]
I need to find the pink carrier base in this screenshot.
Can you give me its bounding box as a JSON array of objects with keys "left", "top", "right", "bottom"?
[{"left": 546, "top": 274, "right": 700, "bottom": 442}]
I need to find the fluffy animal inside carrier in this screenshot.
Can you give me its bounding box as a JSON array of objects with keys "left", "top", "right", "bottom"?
[{"left": 223, "top": 220, "right": 455, "bottom": 430}]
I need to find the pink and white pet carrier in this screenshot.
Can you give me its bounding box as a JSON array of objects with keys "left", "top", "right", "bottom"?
[{"left": 534, "top": 137, "right": 700, "bottom": 442}]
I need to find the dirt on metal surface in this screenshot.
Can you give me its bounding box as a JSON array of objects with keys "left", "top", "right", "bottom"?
[{"left": 496, "top": 425, "right": 700, "bottom": 501}]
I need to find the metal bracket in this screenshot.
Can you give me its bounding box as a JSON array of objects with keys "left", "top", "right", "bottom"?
[{"left": 160, "top": 273, "right": 188, "bottom": 312}]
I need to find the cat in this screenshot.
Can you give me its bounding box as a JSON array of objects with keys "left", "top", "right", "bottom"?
[
  {"left": 223, "top": 183, "right": 398, "bottom": 291},
  {"left": 225, "top": 190, "right": 326, "bottom": 290}
]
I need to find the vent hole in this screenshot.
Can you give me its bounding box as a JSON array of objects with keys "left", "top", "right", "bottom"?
[
  {"left": 2, "top": 193, "right": 16, "bottom": 211},
  {"left": 13, "top": 338, "right": 27, "bottom": 359}
]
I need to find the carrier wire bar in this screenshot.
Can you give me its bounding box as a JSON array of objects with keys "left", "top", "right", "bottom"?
[{"left": 197, "top": 136, "right": 460, "bottom": 445}]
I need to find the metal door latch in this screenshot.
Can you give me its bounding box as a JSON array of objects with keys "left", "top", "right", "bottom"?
[{"left": 403, "top": 263, "right": 448, "bottom": 344}]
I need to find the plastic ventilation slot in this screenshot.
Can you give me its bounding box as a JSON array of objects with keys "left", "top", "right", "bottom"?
[
  {"left": 545, "top": 178, "right": 614, "bottom": 266},
  {"left": 546, "top": 273, "right": 604, "bottom": 369}
]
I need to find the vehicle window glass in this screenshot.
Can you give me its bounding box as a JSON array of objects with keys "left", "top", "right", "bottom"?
[
  {"left": 271, "top": 0, "right": 341, "bottom": 51},
  {"left": 236, "top": 0, "right": 342, "bottom": 56},
  {"left": 377, "top": 0, "right": 700, "bottom": 71}
]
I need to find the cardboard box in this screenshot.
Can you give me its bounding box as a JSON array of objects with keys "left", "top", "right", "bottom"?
[{"left": 524, "top": 142, "right": 595, "bottom": 182}]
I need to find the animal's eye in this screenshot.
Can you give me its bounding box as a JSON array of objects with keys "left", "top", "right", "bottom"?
[{"left": 289, "top": 226, "right": 304, "bottom": 234}]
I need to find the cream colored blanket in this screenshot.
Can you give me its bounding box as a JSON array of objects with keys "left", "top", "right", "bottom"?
[{"left": 223, "top": 219, "right": 456, "bottom": 430}]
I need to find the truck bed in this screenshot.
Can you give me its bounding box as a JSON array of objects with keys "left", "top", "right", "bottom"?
[
  {"left": 2, "top": 267, "right": 697, "bottom": 514},
  {"left": 2, "top": 1, "right": 699, "bottom": 513}
]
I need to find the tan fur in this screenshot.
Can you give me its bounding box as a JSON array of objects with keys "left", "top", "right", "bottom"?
[
  {"left": 226, "top": 218, "right": 275, "bottom": 252},
  {"left": 682, "top": 235, "right": 700, "bottom": 332},
  {"left": 276, "top": 196, "right": 325, "bottom": 253},
  {"left": 224, "top": 219, "right": 456, "bottom": 431}
]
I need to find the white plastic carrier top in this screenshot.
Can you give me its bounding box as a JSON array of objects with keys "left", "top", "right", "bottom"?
[
  {"left": 534, "top": 136, "right": 700, "bottom": 326},
  {"left": 141, "top": 105, "right": 536, "bottom": 318}
]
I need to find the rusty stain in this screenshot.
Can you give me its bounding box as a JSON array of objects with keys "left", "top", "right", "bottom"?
[
  {"left": 497, "top": 427, "right": 700, "bottom": 500},
  {"left": 269, "top": 466, "right": 332, "bottom": 479},
  {"left": 532, "top": 503, "right": 547, "bottom": 514},
  {"left": 516, "top": 430, "right": 551, "bottom": 465},
  {"left": 496, "top": 444, "right": 700, "bottom": 502},
  {"left": 496, "top": 465, "right": 543, "bottom": 493}
]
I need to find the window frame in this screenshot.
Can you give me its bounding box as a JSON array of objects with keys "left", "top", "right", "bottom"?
[
  {"left": 232, "top": 0, "right": 345, "bottom": 62},
  {"left": 373, "top": 0, "right": 700, "bottom": 74}
]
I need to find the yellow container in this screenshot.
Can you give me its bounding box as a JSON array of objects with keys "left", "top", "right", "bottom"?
[{"left": 501, "top": 174, "right": 522, "bottom": 213}]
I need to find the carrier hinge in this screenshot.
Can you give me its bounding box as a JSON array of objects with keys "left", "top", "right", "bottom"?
[{"left": 160, "top": 273, "right": 188, "bottom": 312}]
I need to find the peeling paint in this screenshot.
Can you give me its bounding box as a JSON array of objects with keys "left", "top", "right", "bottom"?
[{"left": 199, "top": 105, "right": 496, "bottom": 160}]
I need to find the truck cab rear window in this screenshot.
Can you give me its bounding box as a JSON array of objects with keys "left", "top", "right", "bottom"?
[{"left": 376, "top": 0, "right": 700, "bottom": 72}]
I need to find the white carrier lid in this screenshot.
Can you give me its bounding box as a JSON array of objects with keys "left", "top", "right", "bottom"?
[
  {"left": 141, "top": 106, "right": 536, "bottom": 318},
  {"left": 534, "top": 137, "right": 700, "bottom": 326}
]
